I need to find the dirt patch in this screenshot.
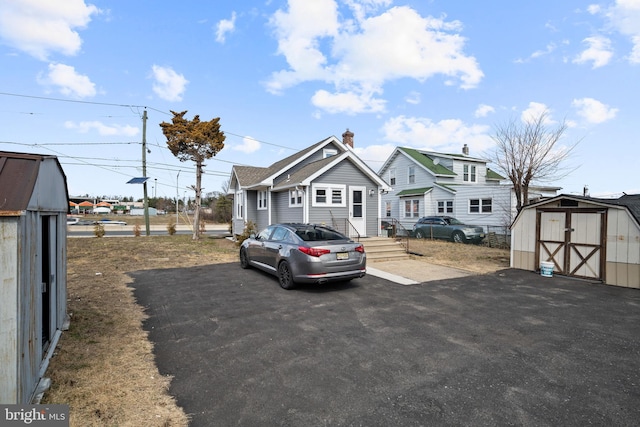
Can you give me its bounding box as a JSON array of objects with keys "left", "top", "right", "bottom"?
[
  {"left": 43, "top": 233, "right": 507, "bottom": 425},
  {"left": 406, "top": 238, "right": 510, "bottom": 274},
  {"left": 43, "top": 235, "right": 237, "bottom": 426}
]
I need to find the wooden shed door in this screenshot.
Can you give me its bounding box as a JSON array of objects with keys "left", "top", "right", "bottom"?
[{"left": 537, "top": 209, "right": 606, "bottom": 280}]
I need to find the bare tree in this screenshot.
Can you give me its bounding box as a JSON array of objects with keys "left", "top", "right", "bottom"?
[
  {"left": 487, "top": 110, "right": 578, "bottom": 213},
  {"left": 160, "top": 111, "right": 226, "bottom": 239}
]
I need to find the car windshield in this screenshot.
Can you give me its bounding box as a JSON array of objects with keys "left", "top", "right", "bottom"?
[
  {"left": 294, "top": 226, "right": 347, "bottom": 241},
  {"left": 444, "top": 217, "right": 463, "bottom": 225}
]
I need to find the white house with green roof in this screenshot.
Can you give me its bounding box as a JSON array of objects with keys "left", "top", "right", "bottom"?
[
  {"left": 230, "top": 130, "right": 391, "bottom": 238},
  {"left": 378, "top": 145, "right": 560, "bottom": 233}
]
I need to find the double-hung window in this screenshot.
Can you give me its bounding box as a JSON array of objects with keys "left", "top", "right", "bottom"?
[
  {"left": 389, "top": 168, "right": 396, "bottom": 186},
  {"left": 235, "top": 191, "right": 244, "bottom": 219},
  {"left": 257, "top": 190, "right": 267, "bottom": 210},
  {"left": 469, "top": 198, "right": 492, "bottom": 213},
  {"left": 289, "top": 189, "right": 303, "bottom": 207},
  {"left": 312, "top": 184, "right": 345, "bottom": 207},
  {"left": 385, "top": 201, "right": 392, "bottom": 217},
  {"left": 404, "top": 199, "right": 420, "bottom": 218},
  {"left": 408, "top": 166, "right": 415, "bottom": 184},
  {"left": 437, "top": 200, "right": 453, "bottom": 214},
  {"left": 463, "top": 164, "right": 477, "bottom": 182}
]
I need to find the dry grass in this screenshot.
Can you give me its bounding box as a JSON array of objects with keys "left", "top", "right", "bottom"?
[
  {"left": 43, "top": 231, "right": 508, "bottom": 426},
  {"left": 407, "top": 238, "right": 511, "bottom": 274},
  {"left": 42, "top": 235, "right": 237, "bottom": 427}
]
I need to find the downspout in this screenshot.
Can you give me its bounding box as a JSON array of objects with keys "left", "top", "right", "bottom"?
[{"left": 268, "top": 187, "right": 272, "bottom": 226}]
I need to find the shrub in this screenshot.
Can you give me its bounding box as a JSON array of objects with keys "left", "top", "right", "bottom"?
[
  {"left": 167, "top": 218, "right": 177, "bottom": 235},
  {"left": 235, "top": 220, "right": 257, "bottom": 247},
  {"left": 93, "top": 223, "right": 105, "bottom": 238}
]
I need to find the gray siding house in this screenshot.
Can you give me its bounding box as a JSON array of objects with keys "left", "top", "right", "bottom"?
[
  {"left": 378, "top": 145, "right": 559, "bottom": 232},
  {"left": 230, "top": 131, "right": 391, "bottom": 238}
]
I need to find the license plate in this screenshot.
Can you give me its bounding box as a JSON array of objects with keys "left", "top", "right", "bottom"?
[{"left": 336, "top": 252, "right": 349, "bottom": 260}]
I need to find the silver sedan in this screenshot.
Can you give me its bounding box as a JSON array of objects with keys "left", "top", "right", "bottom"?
[{"left": 239, "top": 223, "right": 366, "bottom": 289}]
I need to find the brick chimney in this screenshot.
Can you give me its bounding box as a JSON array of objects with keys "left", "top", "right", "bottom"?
[
  {"left": 342, "top": 128, "right": 354, "bottom": 148},
  {"left": 462, "top": 144, "right": 469, "bottom": 155}
]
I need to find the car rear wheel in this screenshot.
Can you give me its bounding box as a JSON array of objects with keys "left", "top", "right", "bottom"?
[
  {"left": 415, "top": 229, "right": 425, "bottom": 239},
  {"left": 239, "top": 247, "right": 249, "bottom": 269},
  {"left": 452, "top": 231, "right": 465, "bottom": 243},
  {"left": 278, "top": 260, "right": 295, "bottom": 290}
]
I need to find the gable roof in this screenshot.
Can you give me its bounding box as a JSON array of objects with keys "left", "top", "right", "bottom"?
[
  {"left": 231, "top": 136, "right": 391, "bottom": 192},
  {"left": 521, "top": 193, "right": 640, "bottom": 225},
  {"left": 486, "top": 168, "right": 506, "bottom": 181},
  {"left": 398, "top": 147, "right": 456, "bottom": 176},
  {"left": 396, "top": 187, "right": 433, "bottom": 197}
]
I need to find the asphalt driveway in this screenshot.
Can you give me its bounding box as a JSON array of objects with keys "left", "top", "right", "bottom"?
[{"left": 129, "top": 265, "right": 640, "bottom": 426}]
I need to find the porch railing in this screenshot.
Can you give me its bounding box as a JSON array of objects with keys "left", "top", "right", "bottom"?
[
  {"left": 381, "top": 217, "right": 410, "bottom": 254},
  {"left": 329, "top": 210, "right": 360, "bottom": 242}
]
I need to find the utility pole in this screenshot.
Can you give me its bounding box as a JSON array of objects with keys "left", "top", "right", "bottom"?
[
  {"left": 142, "top": 109, "right": 150, "bottom": 236},
  {"left": 176, "top": 170, "right": 180, "bottom": 225}
]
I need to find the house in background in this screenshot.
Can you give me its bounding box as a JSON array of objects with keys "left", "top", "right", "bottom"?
[
  {"left": 511, "top": 193, "right": 640, "bottom": 288},
  {"left": 230, "top": 130, "right": 391, "bottom": 238},
  {"left": 0, "top": 151, "right": 69, "bottom": 403},
  {"left": 378, "top": 145, "right": 559, "bottom": 233}
]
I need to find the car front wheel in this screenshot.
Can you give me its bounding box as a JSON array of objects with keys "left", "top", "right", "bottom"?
[
  {"left": 278, "top": 260, "right": 295, "bottom": 290},
  {"left": 239, "top": 247, "right": 249, "bottom": 269},
  {"left": 452, "top": 231, "right": 465, "bottom": 243}
]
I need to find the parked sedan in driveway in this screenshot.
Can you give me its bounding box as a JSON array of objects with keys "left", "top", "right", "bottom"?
[
  {"left": 239, "top": 223, "right": 366, "bottom": 289},
  {"left": 413, "top": 216, "right": 485, "bottom": 243}
]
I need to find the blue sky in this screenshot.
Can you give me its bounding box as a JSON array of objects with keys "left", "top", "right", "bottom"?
[{"left": 1, "top": 0, "right": 638, "bottom": 201}]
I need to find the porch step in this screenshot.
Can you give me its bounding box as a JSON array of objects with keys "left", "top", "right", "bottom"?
[{"left": 360, "top": 237, "right": 410, "bottom": 262}]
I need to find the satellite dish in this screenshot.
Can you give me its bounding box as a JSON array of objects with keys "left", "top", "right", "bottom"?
[{"left": 433, "top": 158, "right": 440, "bottom": 165}]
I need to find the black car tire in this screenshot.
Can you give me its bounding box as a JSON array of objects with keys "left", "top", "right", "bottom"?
[
  {"left": 452, "top": 231, "right": 465, "bottom": 243},
  {"left": 239, "top": 248, "right": 250, "bottom": 269},
  {"left": 278, "top": 260, "right": 296, "bottom": 290},
  {"left": 415, "top": 229, "right": 425, "bottom": 239}
]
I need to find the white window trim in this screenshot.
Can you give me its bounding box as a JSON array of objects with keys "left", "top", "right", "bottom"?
[
  {"left": 289, "top": 189, "right": 304, "bottom": 208},
  {"left": 437, "top": 200, "right": 454, "bottom": 214},
  {"left": 235, "top": 190, "right": 244, "bottom": 219},
  {"left": 469, "top": 198, "right": 492, "bottom": 214},
  {"left": 408, "top": 166, "right": 415, "bottom": 184},
  {"left": 389, "top": 168, "right": 396, "bottom": 186},
  {"left": 463, "top": 164, "right": 477, "bottom": 183},
  {"left": 403, "top": 199, "right": 420, "bottom": 218},
  {"left": 322, "top": 148, "right": 338, "bottom": 158},
  {"left": 311, "top": 183, "right": 346, "bottom": 207},
  {"left": 257, "top": 190, "right": 267, "bottom": 210}
]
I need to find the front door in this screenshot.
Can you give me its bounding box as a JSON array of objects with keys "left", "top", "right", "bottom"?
[{"left": 349, "top": 186, "right": 366, "bottom": 238}]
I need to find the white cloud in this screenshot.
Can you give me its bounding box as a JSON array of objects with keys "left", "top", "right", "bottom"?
[
  {"left": 598, "top": 0, "right": 640, "bottom": 64},
  {"left": 216, "top": 11, "right": 236, "bottom": 43},
  {"left": 353, "top": 142, "right": 396, "bottom": 171},
  {"left": 232, "top": 136, "right": 261, "bottom": 153},
  {"left": 0, "top": 0, "right": 100, "bottom": 60},
  {"left": 64, "top": 120, "right": 139, "bottom": 136},
  {"left": 37, "top": 63, "right": 96, "bottom": 98},
  {"left": 405, "top": 91, "right": 421, "bottom": 105},
  {"left": 474, "top": 104, "right": 495, "bottom": 118},
  {"left": 266, "top": 1, "right": 483, "bottom": 114},
  {"left": 381, "top": 115, "right": 493, "bottom": 153},
  {"left": 311, "top": 88, "right": 386, "bottom": 114},
  {"left": 573, "top": 36, "right": 614, "bottom": 68},
  {"left": 521, "top": 102, "right": 554, "bottom": 124},
  {"left": 572, "top": 97, "right": 618, "bottom": 124},
  {"left": 151, "top": 65, "right": 188, "bottom": 102}
]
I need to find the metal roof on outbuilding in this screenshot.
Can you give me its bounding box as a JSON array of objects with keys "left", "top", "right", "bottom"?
[{"left": 0, "top": 150, "right": 69, "bottom": 215}]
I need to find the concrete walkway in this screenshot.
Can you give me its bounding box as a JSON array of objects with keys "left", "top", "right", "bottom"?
[{"left": 367, "top": 258, "right": 471, "bottom": 285}]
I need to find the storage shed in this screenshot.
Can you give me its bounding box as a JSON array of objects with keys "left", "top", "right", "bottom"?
[
  {"left": 511, "top": 194, "right": 640, "bottom": 288},
  {"left": 0, "top": 151, "right": 69, "bottom": 404}
]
